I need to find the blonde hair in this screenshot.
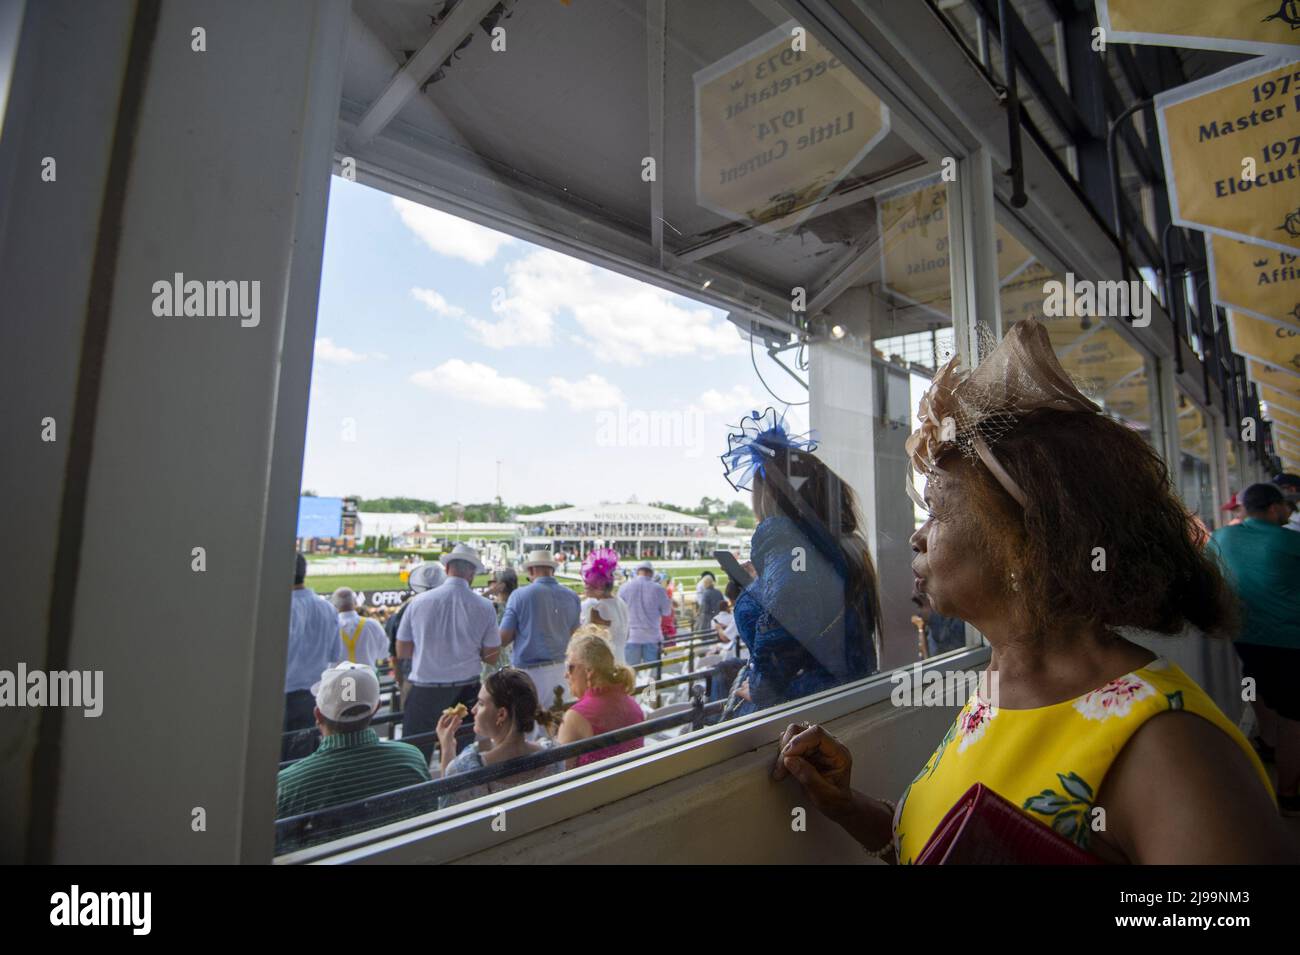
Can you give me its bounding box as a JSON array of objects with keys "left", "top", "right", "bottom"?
[{"left": 568, "top": 627, "right": 636, "bottom": 694}]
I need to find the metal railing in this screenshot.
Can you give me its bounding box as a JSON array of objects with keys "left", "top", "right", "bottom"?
[
  {"left": 275, "top": 688, "right": 724, "bottom": 852},
  {"left": 278, "top": 643, "right": 741, "bottom": 767}
]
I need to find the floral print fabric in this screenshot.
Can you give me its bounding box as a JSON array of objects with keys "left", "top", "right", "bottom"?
[{"left": 893, "top": 657, "right": 1273, "bottom": 864}]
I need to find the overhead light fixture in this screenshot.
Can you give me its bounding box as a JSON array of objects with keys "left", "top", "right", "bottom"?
[
  {"left": 830, "top": 324, "right": 845, "bottom": 339},
  {"left": 701, "top": 279, "right": 712, "bottom": 290}
]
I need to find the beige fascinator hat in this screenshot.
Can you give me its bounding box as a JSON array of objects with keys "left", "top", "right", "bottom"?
[{"left": 905, "top": 319, "right": 1100, "bottom": 508}]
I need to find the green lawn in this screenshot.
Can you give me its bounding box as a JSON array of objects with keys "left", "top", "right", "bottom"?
[
  {"left": 304, "top": 571, "right": 581, "bottom": 594},
  {"left": 304, "top": 573, "right": 406, "bottom": 594},
  {"left": 305, "top": 562, "right": 732, "bottom": 598}
]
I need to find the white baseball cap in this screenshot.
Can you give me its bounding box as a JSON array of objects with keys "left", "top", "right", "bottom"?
[
  {"left": 408, "top": 562, "right": 446, "bottom": 593},
  {"left": 311, "top": 662, "right": 381, "bottom": 723}
]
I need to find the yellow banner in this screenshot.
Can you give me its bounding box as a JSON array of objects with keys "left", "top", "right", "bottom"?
[
  {"left": 877, "top": 180, "right": 1034, "bottom": 319},
  {"left": 1247, "top": 358, "right": 1300, "bottom": 397},
  {"left": 1057, "top": 326, "right": 1146, "bottom": 397},
  {"left": 1262, "top": 384, "right": 1300, "bottom": 420},
  {"left": 1155, "top": 57, "right": 1300, "bottom": 253},
  {"left": 695, "top": 21, "right": 889, "bottom": 227},
  {"left": 1226, "top": 310, "right": 1300, "bottom": 376},
  {"left": 1178, "top": 399, "right": 1210, "bottom": 460},
  {"left": 1272, "top": 420, "right": 1300, "bottom": 445},
  {"left": 1098, "top": 1, "right": 1300, "bottom": 57},
  {"left": 1209, "top": 234, "right": 1300, "bottom": 325},
  {"left": 1271, "top": 401, "right": 1300, "bottom": 425},
  {"left": 877, "top": 178, "right": 952, "bottom": 318},
  {"left": 1265, "top": 394, "right": 1300, "bottom": 430},
  {"left": 1001, "top": 261, "right": 1061, "bottom": 326}
]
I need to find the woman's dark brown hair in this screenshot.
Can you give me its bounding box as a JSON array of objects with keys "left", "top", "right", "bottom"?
[
  {"left": 483, "top": 667, "right": 547, "bottom": 735},
  {"left": 959, "top": 407, "right": 1236, "bottom": 637},
  {"left": 754, "top": 443, "right": 884, "bottom": 654}
]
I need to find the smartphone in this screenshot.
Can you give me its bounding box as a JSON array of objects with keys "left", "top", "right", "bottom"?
[{"left": 713, "top": 549, "right": 753, "bottom": 589}]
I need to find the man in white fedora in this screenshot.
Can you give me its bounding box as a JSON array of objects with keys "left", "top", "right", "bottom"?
[
  {"left": 396, "top": 543, "right": 499, "bottom": 759},
  {"left": 500, "top": 549, "right": 581, "bottom": 708},
  {"left": 385, "top": 560, "right": 447, "bottom": 703}
]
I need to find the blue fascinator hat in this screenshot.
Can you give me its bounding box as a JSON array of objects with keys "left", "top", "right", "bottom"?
[{"left": 720, "top": 408, "right": 818, "bottom": 492}]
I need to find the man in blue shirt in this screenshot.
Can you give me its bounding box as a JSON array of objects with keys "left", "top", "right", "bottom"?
[
  {"left": 1207, "top": 483, "right": 1300, "bottom": 815},
  {"left": 500, "top": 549, "right": 580, "bottom": 708},
  {"left": 284, "top": 553, "right": 345, "bottom": 760}
]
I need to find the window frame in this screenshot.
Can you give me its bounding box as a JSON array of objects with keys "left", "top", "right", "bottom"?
[
  {"left": 265, "top": 0, "right": 988, "bottom": 864},
  {"left": 279, "top": 643, "right": 991, "bottom": 863},
  {"left": 1173, "top": 387, "right": 1221, "bottom": 524}
]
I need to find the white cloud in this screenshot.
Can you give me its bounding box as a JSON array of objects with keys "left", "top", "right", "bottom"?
[
  {"left": 391, "top": 197, "right": 514, "bottom": 265},
  {"left": 315, "top": 337, "right": 370, "bottom": 364},
  {"left": 696, "top": 384, "right": 764, "bottom": 415},
  {"left": 467, "top": 296, "right": 554, "bottom": 348},
  {"left": 410, "top": 287, "right": 465, "bottom": 318},
  {"left": 466, "top": 248, "right": 745, "bottom": 364},
  {"left": 547, "top": 374, "right": 625, "bottom": 410},
  {"left": 410, "top": 360, "right": 546, "bottom": 410},
  {"left": 696, "top": 385, "right": 810, "bottom": 439}
]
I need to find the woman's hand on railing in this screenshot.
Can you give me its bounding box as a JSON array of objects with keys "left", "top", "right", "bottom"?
[{"left": 771, "top": 722, "right": 854, "bottom": 822}]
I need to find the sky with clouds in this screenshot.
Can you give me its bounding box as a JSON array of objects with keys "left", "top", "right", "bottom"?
[{"left": 301, "top": 177, "right": 810, "bottom": 508}]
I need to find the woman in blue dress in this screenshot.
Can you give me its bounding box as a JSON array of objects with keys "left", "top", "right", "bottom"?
[{"left": 720, "top": 410, "right": 882, "bottom": 718}]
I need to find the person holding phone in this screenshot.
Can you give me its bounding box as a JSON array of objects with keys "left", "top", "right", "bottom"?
[{"left": 718, "top": 409, "right": 881, "bottom": 719}]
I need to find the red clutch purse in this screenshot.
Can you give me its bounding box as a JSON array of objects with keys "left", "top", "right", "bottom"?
[{"left": 914, "top": 783, "right": 1104, "bottom": 865}]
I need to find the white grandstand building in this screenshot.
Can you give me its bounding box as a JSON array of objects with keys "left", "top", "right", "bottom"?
[{"left": 518, "top": 502, "right": 719, "bottom": 561}]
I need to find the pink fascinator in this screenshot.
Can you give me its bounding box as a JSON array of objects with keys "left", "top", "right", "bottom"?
[
  {"left": 906, "top": 319, "right": 1099, "bottom": 508},
  {"left": 581, "top": 547, "right": 620, "bottom": 589}
]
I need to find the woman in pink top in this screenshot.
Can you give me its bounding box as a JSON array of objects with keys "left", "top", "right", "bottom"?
[{"left": 558, "top": 629, "right": 645, "bottom": 769}]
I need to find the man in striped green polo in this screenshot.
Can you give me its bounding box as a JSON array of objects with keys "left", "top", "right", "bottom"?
[{"left": 277, "top": 662, "right": 430, "bottom": 820}]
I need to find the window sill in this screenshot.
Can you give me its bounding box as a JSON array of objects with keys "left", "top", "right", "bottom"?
[{"left": 276, "top": 643, "right": 990, "bottom": 864}]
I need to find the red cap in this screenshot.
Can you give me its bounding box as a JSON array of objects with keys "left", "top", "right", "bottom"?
[{"left": 1220, "top": 493, "right": 1240, "bottom": 511}]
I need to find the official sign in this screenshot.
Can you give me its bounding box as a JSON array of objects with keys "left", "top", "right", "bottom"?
[
  {"left": 356, "top": 589, "right": 413, "bottom": 608},
  {"left": 1208, "top": 234, "right": 1300, "bottom": 325},
  {"left": 1155, "top": 56, "right": 1300, "bottom": 253},
  {"left": 695, "top": 21, "right": 889, "bottom": 228},
  {"left": 1098, "top": 1, "right": 1300, "bottom": 57}
]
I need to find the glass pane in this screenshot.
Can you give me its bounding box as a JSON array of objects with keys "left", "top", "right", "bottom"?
[
  {"left": 281, "top": 0, "right": 963, "bottom": 855},
  {"left": 996, "top": 214, "right": 1161, "bottom": 445},
  {"left": 1177, "top": 393, "right": 1215, "bottom": 524}
]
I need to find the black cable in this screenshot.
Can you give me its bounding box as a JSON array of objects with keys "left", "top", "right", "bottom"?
[{"left": 750, "top": 332, "right": 809, "bottom": 407}]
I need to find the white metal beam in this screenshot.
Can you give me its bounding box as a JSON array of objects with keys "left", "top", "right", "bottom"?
[
  {"left": 676, "top": 161, "right": 930, "bottom": 264},
  {"left": 646, "top": 0, "right": 666, "bottom": 267},
  {"left": 352, "top": 0, "right": 498, "bottom": 146}
]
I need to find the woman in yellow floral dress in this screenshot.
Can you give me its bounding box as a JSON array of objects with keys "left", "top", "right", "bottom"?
[{"left": 774, "top": 321, "right": 1296, "bottom": 864}]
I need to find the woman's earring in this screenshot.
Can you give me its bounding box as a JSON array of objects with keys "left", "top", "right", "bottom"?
[{"left": 1008, "top": 571, "right": 1020, "bottom": 593}]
